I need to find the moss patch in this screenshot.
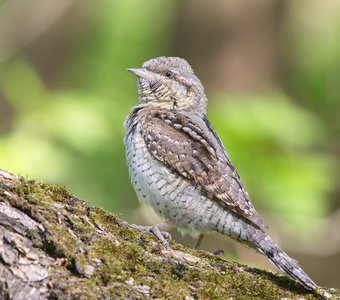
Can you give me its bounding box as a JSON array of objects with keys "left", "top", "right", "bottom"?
[{"left": 0, "top": 172, "right": 338, "bottom": 299}]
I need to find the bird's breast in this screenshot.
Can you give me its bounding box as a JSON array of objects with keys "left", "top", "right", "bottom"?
[{"left": 126, "top": 127, "right": 183, "bottom": 214}]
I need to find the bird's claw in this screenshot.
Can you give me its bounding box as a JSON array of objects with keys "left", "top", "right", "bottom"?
[
  {"left": 133, "top": 224, "right": 172, "bottom": 249},
  {"left": 150, "top": 226, "right": 172, "bottom": 249}
]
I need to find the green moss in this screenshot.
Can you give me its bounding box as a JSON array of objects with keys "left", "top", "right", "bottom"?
[{"left": 0, "top": 173, "right": 338, "bottom": 299}]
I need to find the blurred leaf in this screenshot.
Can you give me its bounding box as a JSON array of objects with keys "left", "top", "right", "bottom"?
[{"left": 0, "top": 57, "right": 47, "bottom": 112}]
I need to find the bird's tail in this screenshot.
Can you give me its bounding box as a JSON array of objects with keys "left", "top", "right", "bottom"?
[{"left": 251, "top": 232, "right": 317, "bottom": 290}]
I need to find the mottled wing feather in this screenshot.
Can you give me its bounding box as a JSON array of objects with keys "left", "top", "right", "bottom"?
[{"left": 142, "top": 110, "right": 267, "bottom": 229}]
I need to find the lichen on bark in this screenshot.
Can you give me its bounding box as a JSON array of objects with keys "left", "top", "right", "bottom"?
[{"left": 0, "top": 169, "right": 338, "bottom": 299}]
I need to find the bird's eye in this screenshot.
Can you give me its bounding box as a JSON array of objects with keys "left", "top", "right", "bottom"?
[{"left": 165, "top": 71, "right": 174, "bottom": 78}]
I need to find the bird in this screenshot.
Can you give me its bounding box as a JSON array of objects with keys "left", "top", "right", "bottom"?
[{"left": 124, "top": 56, "right": 317, "bottom": 291}]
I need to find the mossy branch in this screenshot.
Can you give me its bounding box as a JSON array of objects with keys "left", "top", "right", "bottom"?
[{"left": 0, "top": 169, "right": 338, "bottom": 299}]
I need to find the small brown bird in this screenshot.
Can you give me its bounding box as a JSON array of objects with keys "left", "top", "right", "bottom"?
[{"left": 124, "top": 56, "right": 317, "bottom": 290}]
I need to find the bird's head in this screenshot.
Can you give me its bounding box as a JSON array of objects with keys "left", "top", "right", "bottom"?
[{"left": 128, "top": 57, "right": 207, "bottom": 114}]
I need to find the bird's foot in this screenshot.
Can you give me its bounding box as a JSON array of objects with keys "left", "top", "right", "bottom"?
[{"left": 132, "top": 222, "right": 172, "bottom": 249}]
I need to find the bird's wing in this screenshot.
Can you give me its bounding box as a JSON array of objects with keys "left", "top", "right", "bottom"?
[{"left": 141, "top": 110, "right": 267, "bottom": 230}]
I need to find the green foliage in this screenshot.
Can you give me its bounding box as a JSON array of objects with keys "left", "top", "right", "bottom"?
[{"left": 283, "top": 1, "right": 340, "bottom": 134}]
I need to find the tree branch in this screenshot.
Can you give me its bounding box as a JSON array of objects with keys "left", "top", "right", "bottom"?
[{"left": 0, "top": 169, "right": 338, "bottom": 299}]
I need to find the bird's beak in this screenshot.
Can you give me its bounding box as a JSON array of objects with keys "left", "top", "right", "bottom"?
[{"left": 127, "top": 68, "right": 155, "bottom": 80}]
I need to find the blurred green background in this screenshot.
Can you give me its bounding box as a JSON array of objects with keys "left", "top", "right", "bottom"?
[{"left": 0, "top": 0, "right": 339, "bottom": 287}]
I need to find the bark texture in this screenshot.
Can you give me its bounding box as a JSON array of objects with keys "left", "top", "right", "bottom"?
[{"left": 0, "top": 169, "right": 338, "bottom": 300}]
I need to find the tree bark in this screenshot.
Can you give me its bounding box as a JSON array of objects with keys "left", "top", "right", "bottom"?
[{"left": 0, "top": 169, "right": 338, "bottom": 299}]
